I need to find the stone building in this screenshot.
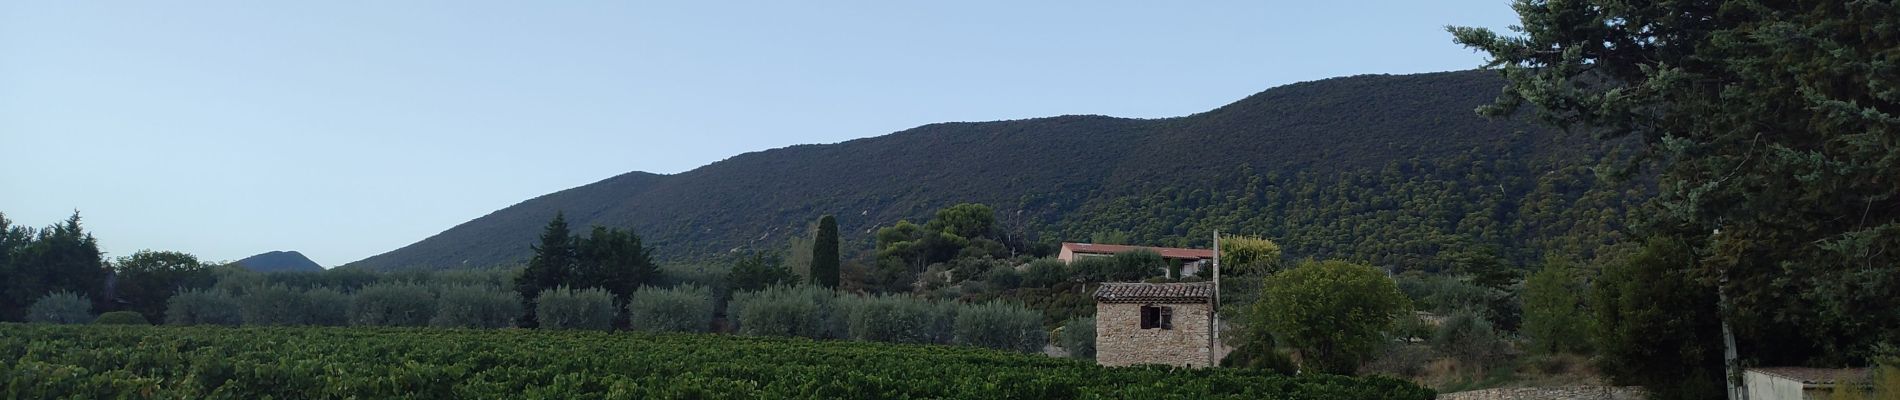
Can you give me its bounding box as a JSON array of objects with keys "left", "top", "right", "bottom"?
[
  {"left": 1745, "top": 367, "right": 1874, "bottom": 400},
  {"left": 1093, "top": 282, "right": 1216, "bottom": 368}
]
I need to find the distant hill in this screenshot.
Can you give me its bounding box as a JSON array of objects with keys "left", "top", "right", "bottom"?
[
  {"left": 236, "top": 251, "right": 324, "bottom": 272},
  {"left": 346, "top": 70, "right": 1642, "bottom": 271}
]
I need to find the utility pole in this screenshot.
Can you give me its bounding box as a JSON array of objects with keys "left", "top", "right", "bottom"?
[{"left": 1211, "top": 229, "right": 1221, "bottom": 366}]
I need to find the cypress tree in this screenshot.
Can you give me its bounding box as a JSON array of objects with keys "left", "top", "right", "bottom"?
[
  {"left": 515, "top": 212, "right": 576, "bottom": 327},
  {"left": 810, "top": 215, "right": 840, "bottom": 288}
]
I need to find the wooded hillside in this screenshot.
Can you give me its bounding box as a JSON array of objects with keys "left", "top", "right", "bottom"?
[{"left": 346, "top": 70, "right": 1641, "bottom": 271}]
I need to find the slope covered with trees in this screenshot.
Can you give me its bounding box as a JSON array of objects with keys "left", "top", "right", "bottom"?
[
  {"left": 234, "top": 251, "right": 323, "bottom": 272},
  {"left": 346, "top": 70, "right": 1640, "bottom": 272}
]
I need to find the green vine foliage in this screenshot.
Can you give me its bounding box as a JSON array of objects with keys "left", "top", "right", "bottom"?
[{"left": 0, "top": 324, "right": 1435, "bottom": 399}]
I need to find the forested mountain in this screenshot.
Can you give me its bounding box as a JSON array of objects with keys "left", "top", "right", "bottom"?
[
  {"left": 235, "top": 251, "right": 323, "bottom": 272},
  {"left": 346, "top": 70, "right": 1643, "bottom": 271}
]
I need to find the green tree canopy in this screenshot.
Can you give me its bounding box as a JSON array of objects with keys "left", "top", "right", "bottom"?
[
  {"left": 111, "top": 250, "right": 215, "bottom": 323},
  {"left": 926, "top": 203, "right": 995, "bottom": 240},
  {"left": 1254, "top": 259, "right": 1410, "bottom": 375},
  {"left": 1591, "top": 238, "right": 1725, "bottom": 399},
  {"left": 1219, "top": 235, "right": 1283, "bottom": 275},
  {"left": 514, "top": 213, "right": 658, "bottom": 328},
  {"left": 573, "top": 225, "right": 658, "bottom": 306},
  {"left": 1453, "top": 0, "right": 1900, "bottom": 365},
  {"left": 1522, "top": 258, "right": 1591, "bottom": 355},
  {"left": 727, "top": 252, "right": 795, "bottom": 294},
  {"left": 2, "top": 212, "right": 106, "bottom": 322}
]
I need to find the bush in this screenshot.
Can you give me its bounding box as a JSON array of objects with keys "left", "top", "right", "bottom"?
[
  {"left": 302, "top": 287, "right": 352, "bottom": 326},
  {"left": 726, "top": 253, "right": 794, "bottom": 294},
  {"left": 1361, "top": 344, "right": 1436, "bottom": 378},
  {"left": 27, "top": 291, "right": 92, "bottom": 324},
  {"left": 658, "top": 263, "right": 729, "bottom": 291},
  {"left": 536, "top": 286, "right": 615, "bottom": 330},
  {"left": 844, "top": 294, "right": 948, "bottom": 344},
  {"left": 1220, "top": 321, "right": 1298, "bottom": 374},
  {"left": 945, "top": 256, "right": 1007, "bottom": 283},
  {"left": 1058, "top": 317, "right": 1095, "bottom": 359},
  {"left": 954, "top": 301, "right": 1046, "bottom": 353},
  {"left": 431, "top": 285, "right": 520, "bottom": 329},
  {"left": 1107, "top": 250, "right": 1165, "bottom": 281},
  {"left": 1066, "top": 257, "right": 1116, "bottom": 282},
  {"left": 1021, "top": 259, "right": 1068, "bottom": 287},
  {"left": 92, "top": 311, "right": 149, "bottom": 325},
  {"left": 982, "top": 267, "right": 1021, "bottom": 290},
  {"left": 165, "top": 289, "right": 242, "bottom": 326},
  {"left": 1431, "top": 311, "right": 1511, "bottom": 373},
  {"left": 239, "top": 284, "right": 307, "bottom": 326},
  {"left": 625, "top": 284, "right": 714, "bottom": 333},
  {"left": 731, "top": 284, "right": 840, "bottom": 338},
  {"left": 351, "top": 283, "right": 436, "bottom": 327},
  {"left": 1256, "top": 259, "right": 1411, "bottom": 375}
]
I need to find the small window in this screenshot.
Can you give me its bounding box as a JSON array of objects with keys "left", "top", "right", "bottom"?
[{"left": 1139, "top": 305, "right": 1173, "bottom": 330}]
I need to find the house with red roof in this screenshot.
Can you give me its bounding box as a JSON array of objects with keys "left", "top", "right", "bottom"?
[{"left": 1056, "top": 242, "right": 1215, "bottom": 278}]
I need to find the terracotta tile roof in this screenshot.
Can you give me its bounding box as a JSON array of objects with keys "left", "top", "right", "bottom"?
[
  {"left": 1062, "top": 242, "right": 1215, "bottom": 260},
  {"left": 1749, "top": 367, "right": 1873, "bottom": 384},
  {"left": 1093, "top": 282, "right": 1214, "bottom": 304}
]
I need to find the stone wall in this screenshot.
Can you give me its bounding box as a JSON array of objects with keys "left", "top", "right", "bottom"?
[
  {"left": 1437, "top": 386, "right": 1647, "bottom": 400},
  {"left": 1095, "top": 302, "right": 1212, "bottom": 368}
]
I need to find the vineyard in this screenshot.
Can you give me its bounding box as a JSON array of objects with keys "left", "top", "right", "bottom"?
[{"left": 1, "top": 323, "right": 1432, "bottom": 399}]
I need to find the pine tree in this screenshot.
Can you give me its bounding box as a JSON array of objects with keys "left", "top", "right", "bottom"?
[
  {"left": 1452, "top": 0, "right": 1899, "bottom": 366},
  {"left": 811, "top": 215, "right": 840, "bottom": 288},
  {"left": 516, "top": 212, "right": 576, "bottom": 327}
]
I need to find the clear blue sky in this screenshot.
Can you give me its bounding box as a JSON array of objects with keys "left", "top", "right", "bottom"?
[{"left": 0, "top": 1, "right": 1520, "bottom": 267}]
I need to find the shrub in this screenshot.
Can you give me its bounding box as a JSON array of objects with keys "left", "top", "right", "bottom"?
[
  {"left": 1256, "top": 259, "right": 1411, "bottom": 375},
  {"left": 431, "top": 285, "right": 520, "bottom": 329},
  {"left": 982, "top": 267, "right": 1021, "bottom": 290},
  {"left": 626, "top": 284, "right": 713, "bottom": 333},
  {"left": 731, "top": 284, "right": 840, "bottom": 338},
  {"left": 1021, "top": 259, "right": 1068, "bottom": 287},
  {"left": 536, "top": 286, "right": 615, "bottom": 330},
  {"left": 302, "top": 287, "right": 352, "bottom": 326},
  {"left": 844, "top": 294, "right": 946, "bottom": 344},
  {"left": 1107, "top": 250, "right": 1165, "bottom": 281},
  {"left": 945, "top": 256, "right": 1007, "bottom": 283},
  {"left": 1058, "top": 317, "right": 1095, "bottom": 359},
  {"left": 351, "top": 283, "right": 436, "bottom": 327},
  {"left": 954, "top": 301, "right": 1046, "bottom": 353},
  {"left": 92, "top": 311, "right": 149, "bottom": 325},
  {"left": 726, "top": 252, "right": 794, "bottom": 294},
  {"left": 1361, "top": 344, "right": 1436, "bottom": 378},
  {"left": 27, "top": 291, "right": 93, "bottom": 324},
  {"left": 1221, "top": 320, "right": 1298, "bottom": 375},
  {"left": 165, "top": 289, "right": 242, "bottom": 326},
  {"left": 239, "top": 284, "right": 307, "bottom": 326},
  {"left": 1431, "top": 310, "right": 1511, "bottom": 373},
  {"left": 1065, "top": 257, "right": 1116, "bottom": 282}
]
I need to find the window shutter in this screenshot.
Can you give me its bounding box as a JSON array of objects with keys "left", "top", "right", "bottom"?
[{"left": 1159, "top": 307, "right": 1173, "bottom": 330}]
